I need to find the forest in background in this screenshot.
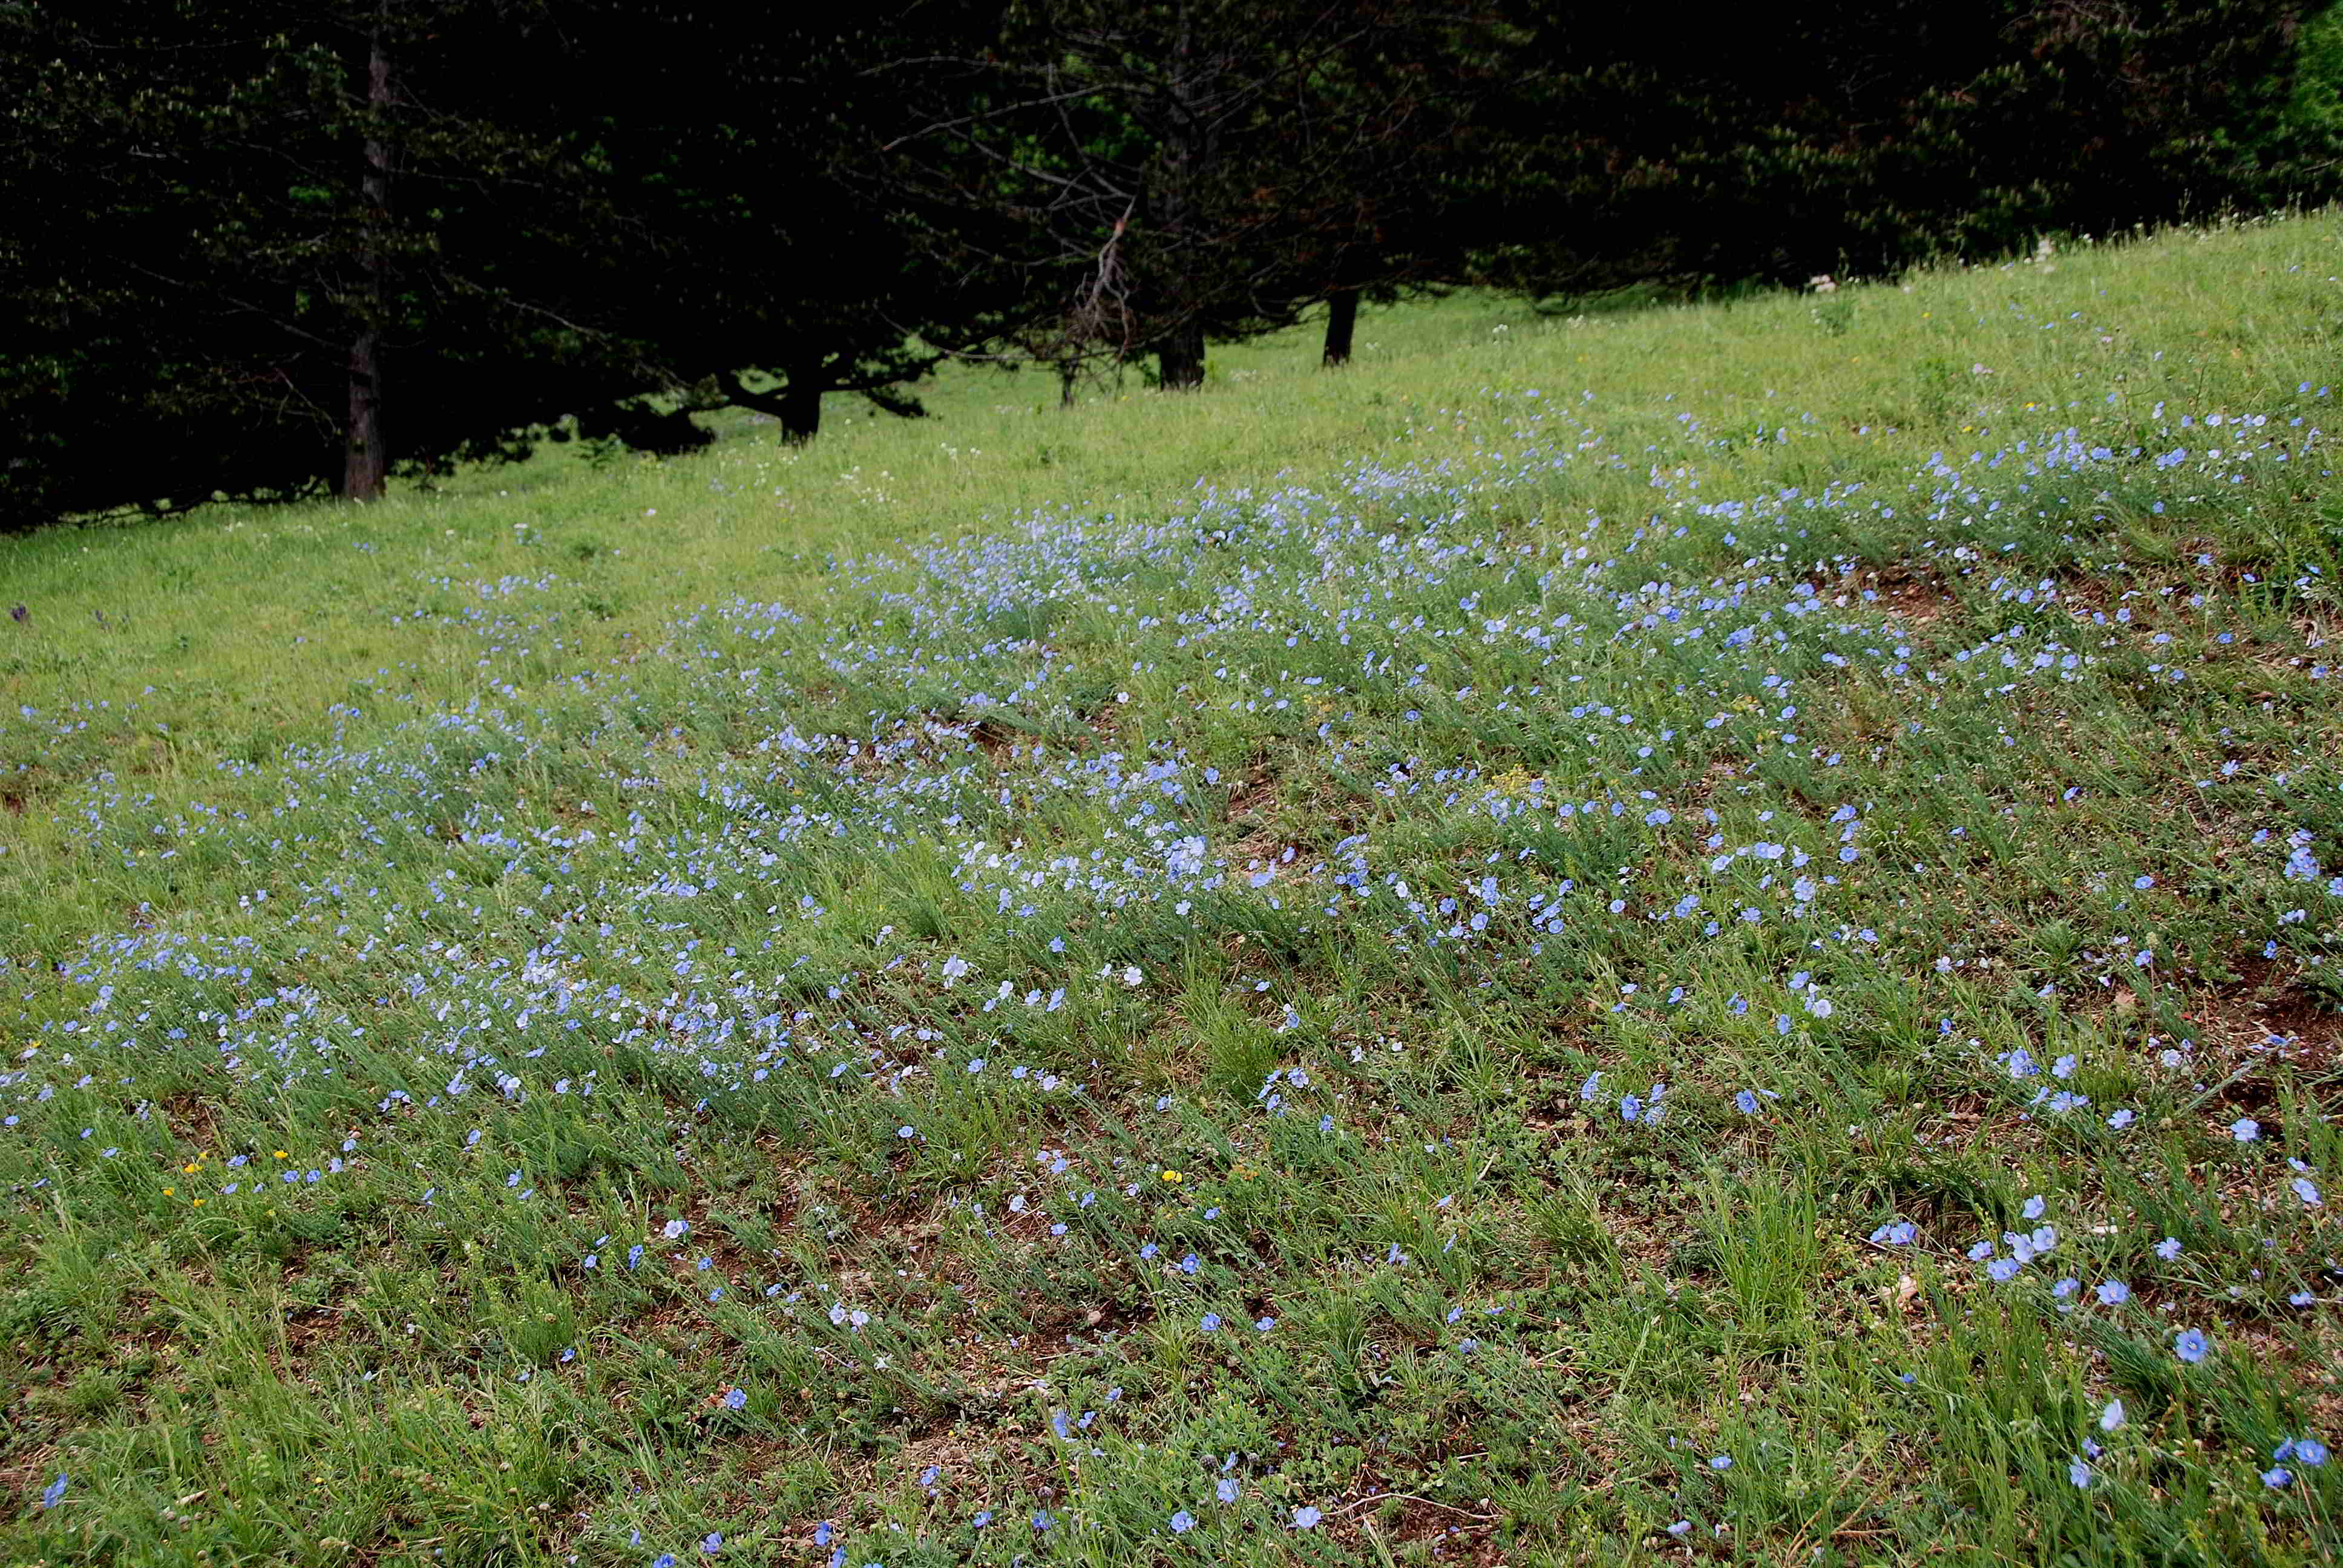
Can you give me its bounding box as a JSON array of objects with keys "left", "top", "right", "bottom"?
[{"left": 6, "top": 0, "right": 2343, "bottom": 527}]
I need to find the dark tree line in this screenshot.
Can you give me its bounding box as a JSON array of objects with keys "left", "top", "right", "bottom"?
[{"left": 3, "top": 0, "right": 2338, "bottom": 528}]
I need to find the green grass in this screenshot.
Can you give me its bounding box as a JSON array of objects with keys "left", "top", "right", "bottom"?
[{"left": 2, "top": 214, "right": 2341, "bottom": 1566}]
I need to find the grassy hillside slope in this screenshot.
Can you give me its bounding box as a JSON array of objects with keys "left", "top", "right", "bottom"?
[{"left": 2, "top": 217, "right": 2341, "bottom": 1566}]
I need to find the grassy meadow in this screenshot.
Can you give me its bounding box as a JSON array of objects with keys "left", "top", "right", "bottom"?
[{"left": 2, "top": 215, "right": 2342, "bottom": 1566}]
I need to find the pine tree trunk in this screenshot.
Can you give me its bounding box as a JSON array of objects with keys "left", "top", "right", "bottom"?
[
  {"left": 344, "top": 14, "right": 392, "bottom": 501},
  {"left": 1154, "top": 2, "right": 1207, "bottom": 391},
  {"left": 1158, "top": 321, "right": 1205, "bottom": 389},
  {"left": 779, "top": 362, "right": 822, "bottom": 443},
  {"left": 346, "top": 331, "right": 384, "bottom": 498},
  {"left": 1322, "top": 288, "right": 1358, "bottom": 367}
]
